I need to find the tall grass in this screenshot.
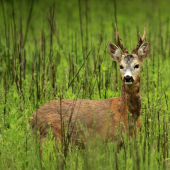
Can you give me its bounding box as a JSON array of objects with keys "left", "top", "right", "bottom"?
[{"left": 0, "top": 0, "right": 170, "bottom": 169}]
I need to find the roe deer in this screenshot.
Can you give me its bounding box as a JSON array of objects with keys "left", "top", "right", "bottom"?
[{"left": 30, "top": 24, "right": 149, "bottom": 147}]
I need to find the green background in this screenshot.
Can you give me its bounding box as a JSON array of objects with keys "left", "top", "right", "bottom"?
[{"left": 0, "top": 0, "right": 170, "bottom": 169}]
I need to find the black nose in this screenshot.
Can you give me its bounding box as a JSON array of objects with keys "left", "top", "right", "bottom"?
[{"left": 123, "top": 76, "right": 134, "bottom": 82}]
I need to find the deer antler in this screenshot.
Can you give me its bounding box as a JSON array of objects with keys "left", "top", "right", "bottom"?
[
  {"left": 115, "top": 23, "right": 128, "bottom": 54},
  {"left": 132, "top": 25, "right": 146, "bottom": 54}
]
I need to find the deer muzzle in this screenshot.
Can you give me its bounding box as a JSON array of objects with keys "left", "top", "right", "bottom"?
[{"left": 123, "top": 75, "right": 134, "bottom": 84}]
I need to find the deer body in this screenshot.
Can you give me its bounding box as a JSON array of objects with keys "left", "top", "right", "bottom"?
[
  {"left": 30, "top": 25, "right": 149, "bottom": 146},
  {"left": 31, "top": 83, "right": 141, "bottom": 145}
]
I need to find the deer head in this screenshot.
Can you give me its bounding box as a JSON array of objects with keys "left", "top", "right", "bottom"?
[{"left": 108, "top": 24, "right": 149, "bottom": 85}]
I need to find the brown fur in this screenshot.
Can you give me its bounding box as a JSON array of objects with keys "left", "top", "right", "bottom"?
[{"left": 30, "top": 84, "right": 141, "bottom": 146}]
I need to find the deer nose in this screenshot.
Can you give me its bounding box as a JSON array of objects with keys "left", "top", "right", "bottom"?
[{"left": 123, "top": 75, "right": 134, "bottom": 82}]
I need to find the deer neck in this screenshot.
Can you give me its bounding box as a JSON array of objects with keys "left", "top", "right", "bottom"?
[{"left": 121, "top": 78, "right": 141, "bottom": 122}]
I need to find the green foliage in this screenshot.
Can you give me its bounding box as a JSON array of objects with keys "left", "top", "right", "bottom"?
[{"left": 0, "top": 0, "right": 170, "bottom": 169}]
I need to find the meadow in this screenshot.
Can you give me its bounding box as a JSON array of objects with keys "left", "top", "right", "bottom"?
[{"left": 0, "top": 0, "right": 170, "bottom": 169}]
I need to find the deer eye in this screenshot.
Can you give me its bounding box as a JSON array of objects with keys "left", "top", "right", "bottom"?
[
  {"left": 134, "top": 64, "right": 139, "bottom": 69},
  {"left": 120, "top": 65, "right": 124, "bottom": 69}
]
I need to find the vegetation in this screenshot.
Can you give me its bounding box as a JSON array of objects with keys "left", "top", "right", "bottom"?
[{"left": 0, "top": 0, "right": 170, "bottom": 169}]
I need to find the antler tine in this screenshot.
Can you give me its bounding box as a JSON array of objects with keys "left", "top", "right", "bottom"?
[
  {"left": 132, "top": 25, "right": 146, "bottom": 54},
  {"left": 115, "top": 23, "right": 128, "bottom": 54},
  {"left": 139, "top": 25, "right": 146, "bottom": 41},
  {"left": 115, "top": 23, "right": 119, "bottom": 43}
]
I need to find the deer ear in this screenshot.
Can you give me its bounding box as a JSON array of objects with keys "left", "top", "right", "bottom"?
[
  {"left": 108, "top": 42, "right": 122, "bottom": 62},
  {"left": 138, "top": 42, "right": 149, "bottom": 61}
]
